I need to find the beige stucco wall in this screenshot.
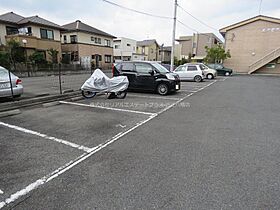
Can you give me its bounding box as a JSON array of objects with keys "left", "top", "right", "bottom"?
[
  {"left": 137, "top": 44, "right": 159, "bottom": 61},
  {"left": 0, "top": 23, "right": 7, "bottom": 45},
  {"left": 255, "top": 58, "right": 280, "bottom": 74},
  {"left": 62, "top": 43, "right": 113, "bottom": 69},
  {"left": 6, "top": 35, "right": 62, "bottom": 62},
  {"left": 61, "top": 31, "right": 113, "bottom": 47},
  {"left": 223, "top": 20, "right": 280, "bottom": 73}
]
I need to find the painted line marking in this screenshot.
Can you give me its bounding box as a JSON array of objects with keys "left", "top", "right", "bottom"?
[
  {"left": 59, "top": 101, "right": 155, "bottom": 116},
  {"left": 0, "top": 79, "right": 219, "bottom": 209},
  {"left": 0, "top": 122, "right": 91, "bottom": 153},
  {"left": 116, "top": 124, "right": 126, "bottom": 128},
  {"left": 128, "top": 94, "right": 180, "bottom": 101},
  {"left": 0, "top": 190, "right": 3, "bottom": 194}
]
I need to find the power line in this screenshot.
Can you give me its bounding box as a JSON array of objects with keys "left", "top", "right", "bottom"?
[
  {"left": 177, "top": 4, "right": 218, "bottom": 32},
  {"left": 100, "top": 0, "right": 173, "bottom": 20},
  {"left": 177, "top": 19, "right": 199, "bottom": 33}
]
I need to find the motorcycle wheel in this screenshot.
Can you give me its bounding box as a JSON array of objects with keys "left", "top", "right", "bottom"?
[
  {"left": 116, "top": 91, "right": 127, "bottom": 99},
  {"left": 81, "top": 90, "right": 96, "bottom": 98}
]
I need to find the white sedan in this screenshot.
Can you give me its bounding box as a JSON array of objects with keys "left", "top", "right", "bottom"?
[{"left": 0, "top": 66, "right": 23, "bottom": 98}]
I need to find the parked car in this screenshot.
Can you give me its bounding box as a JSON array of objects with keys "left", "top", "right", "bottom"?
[
  {"left": 195, "top": 63, "right": 217, "bottom": 79},
  {"left": 112, "top": 61, "right": 180, "bottom": 95},
  {"left": 161, "top": 64, "right": 176, "bottom": 72},
  {"left": 0, "top": 66, "right": 23, "bottom": 98},
  {"left": 206, "top": 63, "right": 233, "bottom": 76},
  {"left": 174, "top": 64, "right": 205, "bottom": 82}
]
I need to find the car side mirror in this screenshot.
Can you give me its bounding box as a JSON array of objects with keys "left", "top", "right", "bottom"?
[{"left": 149, "top": 70, "right": 154, "bottom": 75}]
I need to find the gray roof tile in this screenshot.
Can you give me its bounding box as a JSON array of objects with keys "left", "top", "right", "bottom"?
[
  {"left": 17, "top": 15, "right": 62, "bottom": 29},
  {"left": 62, "top": 20, "right": 115, "bottom": 38},
  {"left": 137, "top": 39, "right": 159, "bottom": 47},
  {"left": 0, "top": 12, "right": 24, "bottom": 24}
]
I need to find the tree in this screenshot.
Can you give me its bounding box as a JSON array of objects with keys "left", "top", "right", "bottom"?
[
  {"left": 204, "top": 45, "right": 231, "bottom": 63},
  {"left": 6, "top": 39, "right": 25, "bottom": 69},
  {"left": 29, "top": 51, "right": 47, "bottom": 64},
  {"left": 47, "top": 48, "right": 59, "bottom": 63},
  {"left": 0, "top": 51, "right": 10, "bottom": 69}
]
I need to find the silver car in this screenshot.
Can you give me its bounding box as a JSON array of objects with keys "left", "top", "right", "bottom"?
[{"left": 0, "top": 66, "right": 23, "bottom": 98}]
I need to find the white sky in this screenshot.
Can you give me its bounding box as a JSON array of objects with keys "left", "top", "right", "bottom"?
[{"left": 0, "top": 0, "right": 279, "bottom": 45}]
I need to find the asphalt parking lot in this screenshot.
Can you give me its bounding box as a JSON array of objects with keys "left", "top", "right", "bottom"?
[{"left": 1, "top": 75, "right": 280, "bottom": 209}]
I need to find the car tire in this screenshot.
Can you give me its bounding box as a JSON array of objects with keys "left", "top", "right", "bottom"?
[
  {"left": 157, "top": 83, "right": 169, "bottom": 95},
  {"left": 225, "top": 72, "right": 230, "bottom": 76},
  {"left": 206, "top": 73, "right": 214, "bottom": 80},
  {"left": 194, "top": 75, "right": 202, "bottom": 83}
]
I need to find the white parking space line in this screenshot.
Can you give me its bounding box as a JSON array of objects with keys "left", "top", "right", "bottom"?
[
  {"left": 0, "top": 190, "right": 3, "bottom": 194},
  {"left": 0, "top": 122, "right": 92, "bottom": 153},
  {"left": 59, "top": 101, "right": 156, "bottom": 116},
  {"left": 0, "top": 79, "right": 219, "bottom": 209},
  {"left": 128, "top": 94, "right": 180, "bottom": 101}
]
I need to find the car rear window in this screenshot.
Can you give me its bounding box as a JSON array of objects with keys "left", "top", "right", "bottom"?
[
  {"left": 0, "top": 67, "right": 8, "bottom": 76},
  {"left": 187, "top": 65, "right": 197, "bottom": 71}
]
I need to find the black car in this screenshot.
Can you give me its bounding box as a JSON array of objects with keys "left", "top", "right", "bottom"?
[
  {"left": 206, "top": 63, "right": 233, "bottom": 76},
  {"left": 112, "top": 61, "right": 180, "bottom": 95}
]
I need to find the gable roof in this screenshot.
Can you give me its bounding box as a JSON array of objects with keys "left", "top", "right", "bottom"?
[
  {"left": 62, "top": 20, "right": 115, "bottom": 38},
  {"left": 137, "top": 39, "right": 159, "bottom": 47},
  {"left": 17, "top": 15, "right": 62, "bottom": 29},
  {"left": 0, "top": 12, "right": 24, "bottom": 24},
  {"left": 220, "top": 15, "right": 280, "bottom": 34},
  {"left": 0, "top": 12, "right": 62, "bottom": 29}
]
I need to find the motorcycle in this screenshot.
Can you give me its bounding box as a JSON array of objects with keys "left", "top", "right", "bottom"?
[{"left": 81, "top": 69, "right": 129, "bottom": 99}]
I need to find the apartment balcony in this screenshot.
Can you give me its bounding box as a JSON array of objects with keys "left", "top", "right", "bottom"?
[{"left": 5, "top": 34, "right": 61, "bottom": 52}]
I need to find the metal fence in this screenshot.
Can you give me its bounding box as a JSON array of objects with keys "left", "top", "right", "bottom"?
[{"left": 5, "top": 63, "right": 111, "bottom": 100}]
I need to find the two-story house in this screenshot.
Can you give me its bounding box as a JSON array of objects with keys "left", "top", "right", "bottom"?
[
  {"left": 113, "top": 37, "right": 137, "bottom": 62},
  {"left": 176, "top": 33, "right": 222, "bottom": 62},
  {"left": 136, "top": 39, "right": 160, "bottom": 61},
  {"left": 159, "top": 46, "right": 172, "bottom": 63},
  {"left": 0, "top": 12, "right": 62, "bottom": 62},
  {"left": 61, "top": 20, "right": 115, "bottom": 69},
  {"left": 220, "top": 15, "right": 280, "bottom": 74}
]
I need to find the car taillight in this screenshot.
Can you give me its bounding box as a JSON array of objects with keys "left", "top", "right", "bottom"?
[{"left": 16, "top": 79, "right": 22, "bottom": 85}]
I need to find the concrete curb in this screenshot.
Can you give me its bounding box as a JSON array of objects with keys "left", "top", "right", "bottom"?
[
  {"left": 0, "top": 109, "right": 21, "bottom": 118},
  {"left": 42, "top": 101, "right": 60, "bottom": 108},
  {"left": 0, "top": 91, "right": 81, "bottom": 112}
]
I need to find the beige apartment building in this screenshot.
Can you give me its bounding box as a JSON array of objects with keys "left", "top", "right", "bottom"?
[
  {"left": 176, "top": 33, "right": 222, "bottom": 61},
  {"left": 61, "top": 20, "right": 115, "bottom": 69},
  {"left": 136, "top": 39, "right": 160, "bottom": 61},
  {"left": 0, "top": 12, "right": 62, "bottom": 62},
  {"left": 220, "top": 15, "right": 280, "bottom": 74}
]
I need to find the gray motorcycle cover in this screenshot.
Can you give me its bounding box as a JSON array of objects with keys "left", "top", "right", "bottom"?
[{"left": 81, "top": 69, "right": 129, "bottom": 93}]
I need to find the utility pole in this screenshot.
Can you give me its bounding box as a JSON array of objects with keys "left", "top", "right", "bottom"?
[{"left": 170, "top": 0, "right": 177, "bottom": 71}]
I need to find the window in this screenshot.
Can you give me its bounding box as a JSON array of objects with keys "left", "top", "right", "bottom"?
[
  {"left": 105, "top": 39, "right": 111, "bottom": 47},
  {"left": 135, "top": 63, "right": 153, "bottom": 74},
  {"left": 187, "top": 65, "right": 198, "bottom": 71},
  {"left": 63, "top": 35, "right": 67, "bottom": 43},
  {"left": 151, "top": 49, "right": 154, "bottom": 53},
  {"left": 40, "top": 29, "right": 54, "bottom": 40},
  {"left": 115, "top": 45, "right": 120, "bottom": 49},
  {"left": 142, "top": 48, "right": 145, "bottom": 54},
  {"left": 127, "top": 43, "right": 131, "bottom": 47},
  {"left": 6, "top": 26, "right": 18, "bottom": 35},
  {"left": 199, "top": 64, "right": 208, "bottom": 70},
  {"left": 175, "top": 66, "right": 186, "bottom": 72},
  {"left": 94, "top": 37, "right": 101, "bottom": 44},
  {"left": 122, "top": 63, "right": 134, "bottom": 71},
  {"left": 70, "top": 51, "right": 79, "bottom": 61},
  {"left": 105, "top": 55, "right": 112, "bottom": 63},
  {"left": 91, "top": 54, "right": 102, "bottom": 61},
  {"left": 70, "top": 35, "right": 77, "bottom": 43}
]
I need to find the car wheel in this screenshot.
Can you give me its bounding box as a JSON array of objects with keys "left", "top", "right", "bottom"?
[
  {"left": 206, "top": 73, "right": 214, "bottom": 80},
  {"left": 225, "top": 72, "right": 230, "bottom": 76},
  {"left": 194, "top": 75, "right": 202, "bottom": 83},
  {"left": 157, "top": 83, "right": 169, "bottom": 95}
]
